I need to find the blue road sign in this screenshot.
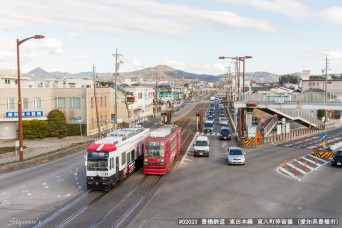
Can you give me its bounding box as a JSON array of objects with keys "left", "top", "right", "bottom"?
[
  {"left": 322, "top": 133, "right": 328, "bottom": 140},
  {"left": 77, "top": 115, "right": 82, "bottom": 122}
]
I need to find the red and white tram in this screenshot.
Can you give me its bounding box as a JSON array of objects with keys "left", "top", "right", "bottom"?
[
  {"left": 86, "top": 127, "right": 150, "bottom": 191},
  {"left": 144, "top": 125, "right": 182, "bottom": 175}
]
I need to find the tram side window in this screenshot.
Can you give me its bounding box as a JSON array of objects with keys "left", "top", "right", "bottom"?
[
  {"left": 110, "top": 158, "right": 113, "bottom": 169},
  {"left": 121, "top": 152, "right": 126, "bottom": 166},
  {"left": 131, "top": 149, "right": 135, "bottom": 161},
  {"left": 127, "top": 152, "right": 131, "bottom": 164},
  {"left": 171, "top": 139, "right": 176, "bottom": 151}
]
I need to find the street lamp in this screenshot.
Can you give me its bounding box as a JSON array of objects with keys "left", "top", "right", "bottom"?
[
  {"left": 238, "top": 56, "right": 252, "bottom": 94},
  {"left": 17, "top": 35, "right": 45, "bottom": 161}
]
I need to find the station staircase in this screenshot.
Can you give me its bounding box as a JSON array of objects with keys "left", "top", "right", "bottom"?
[{"left": 256, "top": 108, "right": 321, "bottom": 136}]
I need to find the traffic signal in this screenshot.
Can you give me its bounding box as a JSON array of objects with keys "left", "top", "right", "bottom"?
[{"left": 127, "top": 96, "right": 135, "bottom": 103}]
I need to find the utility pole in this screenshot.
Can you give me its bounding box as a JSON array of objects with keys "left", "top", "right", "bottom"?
[
  {"left": 324, "top": 54, "right": 329, "bottom": 123},
  {"left": 93, "top": 65, "right": 101, "bottom": 138},
  {"left": 113, "top": 49, "right": 122, "bottom": 128},
  {"left": 154, "top": 67, "right": 158, "bottom": 118}
]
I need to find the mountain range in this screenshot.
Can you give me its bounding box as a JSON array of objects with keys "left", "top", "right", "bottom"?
[{"left": 24, "top": 65, "right": 291, "bottom": 83}]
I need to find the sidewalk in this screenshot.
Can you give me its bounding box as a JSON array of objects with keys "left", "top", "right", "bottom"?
[{"left": 0, "top": 136, "right": 91, "bottom": 165}]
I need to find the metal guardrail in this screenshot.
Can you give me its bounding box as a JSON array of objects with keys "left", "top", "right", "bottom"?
[{"left": 239, "top": 92, "right": 341, "bottom": 103}]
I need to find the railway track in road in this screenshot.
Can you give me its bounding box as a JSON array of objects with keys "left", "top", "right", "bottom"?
[
  {"left": 34, "top": 190, "right": 107, "bottom": 228},
  {"left": 89, "top": 175, "right": 162, "bottom": 228},
  {"left": 36, "top": 101, "right": 209, "bottom": 228}
]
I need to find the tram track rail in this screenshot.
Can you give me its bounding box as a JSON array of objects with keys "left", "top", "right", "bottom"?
[{"left": 37, "top": 99, "right": 209, "bottom": 228}]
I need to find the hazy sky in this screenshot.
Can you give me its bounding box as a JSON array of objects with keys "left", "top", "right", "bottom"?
[{"left": 1, "top": 0, "right": 342, "bottom": 75}]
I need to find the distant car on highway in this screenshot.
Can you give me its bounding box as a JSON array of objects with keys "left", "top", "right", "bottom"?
[
  {"left": 219, "top": 117, "right": 228, "bottom": 125},
  {"left": 331, "top": 150, "right": 342, "bottom": 167},
  {"left": 219, "top": 127, "right": 231, "bottom": 140},
  {"left": 203, "top": 121, "right": 214, "bottom": 133},
  {"left": 226, "top": 147, "right": 245, "bottom": 165},
  {"left": 207, "top": 116, "right": 214, "bottom": 122}
]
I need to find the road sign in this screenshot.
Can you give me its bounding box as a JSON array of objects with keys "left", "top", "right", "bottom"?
[
  {"left": 261, "top": 122, "right": 265, "bottom": 127},
  {"left": 281, "top": 118, "right": 286, "bottom": 123},
  {"left": 273, "top": 114, "right": 278, "bottom": 118},
  {"left": 170, "top": 81, "right": 174, "bottom": 88},
  {"left": 285, "top": 123, "right": 290, "bottom": 133},
  {"left": 322, "top": 133, "right": 328, "bottom": 140},
  {"left": 322, "top": 141, "right": 327, "bottom": 148},
  {"left": 77, "top": 115, "right": 82, "bottom": 122}
]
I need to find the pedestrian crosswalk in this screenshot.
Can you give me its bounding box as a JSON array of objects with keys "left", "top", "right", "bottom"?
[{"left": 277, "top": 132, "right": 342, "bottom": 151}]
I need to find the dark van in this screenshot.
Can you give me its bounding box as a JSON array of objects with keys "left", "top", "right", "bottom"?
[{"left": 219, "top": 127, "right": 231, "bottom": 140}]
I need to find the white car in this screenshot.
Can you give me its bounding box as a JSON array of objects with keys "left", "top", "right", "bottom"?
[
  {"left": 219, "top": 117, "right": 228, "bottom": 125},
  {"left": 226, "top": 147, "right": 245, "bottom": 165}
]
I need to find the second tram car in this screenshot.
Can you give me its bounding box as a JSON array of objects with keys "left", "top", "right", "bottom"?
[
  {"left": 144, "top": 125, "right": 182, "bottom": 175},
  {"left": 86, "top": 127, "right": 150, "bottom": 191}
]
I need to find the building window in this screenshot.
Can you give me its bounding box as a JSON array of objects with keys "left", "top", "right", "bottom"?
[
  {"left": 5, "top": 79, "right": 10, "bottom": 84},
  {"left": 91, "top": 97, "right": 94, "bottom": 108},
  {"left": 91, "top": 118, "right": 94, "bottom": 129},
  {"left": 7, "top": 98, "right": 14, "bottom": 109},
  {"left": 100, "top": 116, "right": 103, "bottom": 126},
  {"left": 100, "top": 97, "right": 103, "bottom": 107},
  {"left": 104, "top": 96, "right": 107, "bottom": 107},
  {"left": 138, "top": 93, "right": 143, "bottom": 99},
  {"left": 23, "top": 98, "right": 29, "bottom": 109},
  {"left": 34, "top": 98, "right": 41, "bottom": 109},
  {"left": 69, "top": 118, "right": 75, "bottom": 124},
  {"left": 55, "top": 98, "right": 66, "bottom": 108},
  {"left": 70, "top": 97, "right": 81, "bottom": 109}
]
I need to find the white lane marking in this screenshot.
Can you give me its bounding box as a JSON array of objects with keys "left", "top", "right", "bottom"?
[
  {"left": 20, "top": 185, "right": 26, "bottom": 189},
  {"left": 42, "top": 182, "right": 47, "bottom": 186},
  {"left": 0, "top": 192, "right": 7, "bottom": 196},
  {"left": 287, "top": 163, "right": 307, "bottom": 174},
  {"left": 302, "top": 157, "right": 321, "bottom": 166},
  {"left": 184, "top": 158, "right": 192, "bottom": 161},
  {"left": 296, "top": 160, "right": 315, "bottom": 170},
  {"left": 65, "top": 194, "right": 71, "bottom": 197},
  {"left": 309, "top": 155, "right": 328, "bottom": 163},
  {"left": 44, "top": 186, "right": 49, "bottom": 189},
  {"left": 276, "top": 167, "right": 297, "bottom": 179}
]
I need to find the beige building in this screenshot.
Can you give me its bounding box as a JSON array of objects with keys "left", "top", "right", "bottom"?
[
  {"left": 0, "top": 68, "right": 134, "bottom": 139},
  {"left": 302, "top": 79, "right": 342, "bottom": 94}
]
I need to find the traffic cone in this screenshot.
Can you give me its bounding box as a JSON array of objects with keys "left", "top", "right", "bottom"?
[
  {"left": 283, "top": 160, "right": 287, "bottom": 168},
  {"left": 304, "top": 161, "right": 307, "bottom": 171},
  {"left": 315, "top": 157, "right": 318, "bottom": 165}
]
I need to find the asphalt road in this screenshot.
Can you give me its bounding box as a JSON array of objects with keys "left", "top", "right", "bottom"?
[
  {"left": 1, "top": 100, "right": 341, "bottom": 228},
  {"left": 0, "top": 151, "right": 87, "bottom": 227},
  {"left": 128, "top": 108, "right": 342, "bottom": 228}
]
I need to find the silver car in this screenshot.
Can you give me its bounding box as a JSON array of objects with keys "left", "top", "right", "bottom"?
[
  {"left": 219, "top": 117, "right": 228, "bottom": 125},
  {"left": 226, "top": 147, "right": 245, "bottom": 165}
]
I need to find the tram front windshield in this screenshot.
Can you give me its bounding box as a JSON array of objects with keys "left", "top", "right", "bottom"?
[
  {"left": 87, "top": 151, "right": 109, "bottom": 171},
  {"left": 145, "top": 141, "right": 165, "bottom": 159}
]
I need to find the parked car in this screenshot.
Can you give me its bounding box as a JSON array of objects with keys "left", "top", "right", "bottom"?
[
  {"left": 193, "top": 135, "right": 210, "bottom": 157},
  {"left": 219, "top": 117, "right": 228, "bottom": 125},
  {"left": 331, "top": 150, "right": 342, "bottom": 167},
  {"left": 219, "top": 127, "right": 231, "bottom": 140},
  {"left": 203, "top": 121, "right": 214, "bottom": 133},
  {"left": 226, "top": 147, "right": 245, "bottom": 165},
  {"left": 207, "top": 111, "right": 214, "bottom": 117}
]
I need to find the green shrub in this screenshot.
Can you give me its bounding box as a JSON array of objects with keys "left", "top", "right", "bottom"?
[{"left": 47, "top": 109, "right": 67, "bottom": 138}]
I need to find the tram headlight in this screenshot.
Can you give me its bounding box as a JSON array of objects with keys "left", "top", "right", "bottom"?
[
  {"left": 161, "top": 159, "right": 164, "bottom": 162},
  {"left": 144, "top": 159, "right": 148, "bottom": 162}
]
